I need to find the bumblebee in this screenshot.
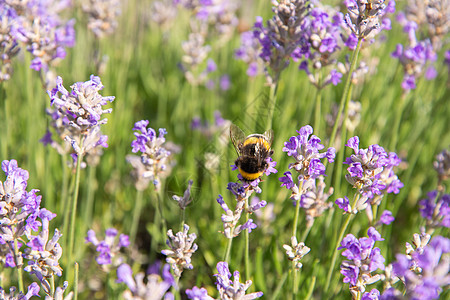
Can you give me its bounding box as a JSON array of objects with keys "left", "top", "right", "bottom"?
[{"left": 230, "top": 124, "right": 274, "bottom": 181}]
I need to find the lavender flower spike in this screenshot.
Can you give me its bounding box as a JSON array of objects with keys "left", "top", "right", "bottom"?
[
  {"left": 338, "top": 227, "right": 386, "bottom": 297},
  {"left": 186, "top": 286, "right": 215, "bottom": 300},
  {"left": 47, "top": 75, "right": 114, "bottom": 157},
  {"left": 23, "top": 210, "right": 62, "bottom": 295},
  {"left": 214, "top": 262, "right": 263, "bottom": 299},
  {"left": 161, "top": 224, "right": 198, "bottom": 277},
  {"left": 130, "top": 120, "right": 176, "bottom": 191},
  {"left": 391, "top": 235, "right": 449, "bottom": 300},
  {"left": 343, "top": 136, "right": 403, "bottom": 213},
  {"left": 419, "top": 190, "right": 449, "bottom": 229},
  {"left": 281, "top": 125, "right": 335, "bottom": 181},
  {"left": 434, "top": 148, "right": 450, "bottom": 185},
  {"left": 344, "top": 0, "right": 392, "bottom": 40},
  {"left": 0, "top": 282, "right": 40, "bottom": 300},
  {"left": 85, "top": 228, "right": 130, "bottom": 271},
  {"left": 82, "top": 0, "right": 122, "bottom": 38},
  {"left": 283, "top": 236, "right": 311, "bottom": 269},
  {"left": 49, "top": 75, "right": 114, "bottom": 131},
  {"left": 172, "top": 180, "right": 194, "bottom": 210},
  {"left": 117, "top": 263, "right": 173, "bottom": 299},
  {"left": 253, "top": 0, "right": 311, "bottom": 84}
]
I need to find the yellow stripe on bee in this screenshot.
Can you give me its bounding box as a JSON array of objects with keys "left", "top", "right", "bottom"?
[
  {"left": 242, "top": 137, "right": 270, "bottom": 150},
  {"left": 238, "top": 167, "right": 264, "bottom": 181}
]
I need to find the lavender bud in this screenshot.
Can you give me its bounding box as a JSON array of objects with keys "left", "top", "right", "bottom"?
[
  {"left": 283, "top": 236, "right": 311, "bottom": 269},
  {"left": 81, "top": 0, "right": 122, "bottom": 38},
  {"left": 161, "top": 224, "right": 198, "bottom": 278}
]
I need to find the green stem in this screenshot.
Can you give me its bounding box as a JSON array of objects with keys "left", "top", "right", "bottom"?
[
  {"left": 372, "top": 204, "right": 379, "bottom": 225},
  {"left": 130, "top": 189, "right": 144, "bottom": 246},
  {"left": 292, "top": 266, "right": 299, "bottom": 299},
  {"left": 74, "top": 262, "right": 79, "bottom": 300},
  {"left": 1, "top": 83, "right": 8, "bottom": 159},
  {"left": 291, "top": 180, "right": 304, "bottom": 298},
  {"left": 314, "top": 77, "right": 322, "bottom": 135},
  {"left": 13, "top": 238, "right": 24, "bottom": 293},
  {"left": 333, "top": 127, "right": 348, "bottom": 197},
  {"left": 324, "top": 193, "right": 360, "bottom": 295},
  {"left": 267, "top": 82, "right": 278, "bottom": 131},
  {"left": 245, "top": 78, "right": 257, "bottom": 131},
  {"left": 292, "top": 181, "right": 304, "bottom": 238},
  {"left": 272, "top": 271, "right": 288, "bottom": 300},
  {"left": 223, "top": 236, "right": 233, "bottom": 264},
  {"left": 180, "top": 209, "right": 186, "bottom": 232},
  {"left": 62, "top": 159, "right": 75, "bottom": 252},
  {"left": 83, "top": 166, "right": 96, "bottom": 226},
  {"left": 50, "top": 276, "right": 55, "bottom": 297},
  {"left": 305, "top": 276, "right": 317, "bottom": 300},
  {"left": 301, "top": 225, "right": 312, "bottom": 243},
  {"left": 68, "top": 143, "right": 84, "bottom": 273},
  {"left": 356, "top": 291, "right": 362, "bottom": 300},
  {"left": 244, "top": 198, "right": 250, "bottom": 280},
  {"left": 389, "top": 92, "right": 409, "bottom": 151},
  {"left": 328, "top": 38, "right": 363, "bottom": 149},
  {"left": 156, "top": 189, "right": 167, "bottom": 246},
  {"left": 172, "top": 277, "right": 181, "bottom": 300}
]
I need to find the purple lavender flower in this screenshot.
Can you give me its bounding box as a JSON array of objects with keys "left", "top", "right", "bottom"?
[
  {"left": 180, "top": 33, "right": 211, "bottom": 85},
  {"left": 343, "top": 136, "right": 403, "bottom": 213},
  {"left": 81, "top": 0, "right": 122, "bottom": 38},
  {"left": 391, "top": 235, "right": 449, "bottom": 300},
  {"left": 194, "top": 0, "right": 239, "bottom": 42},
  {"left": 46, "top": 75, "right": 114, "bottom": 165},
  {"left": 219, "top": 74, "right": 231, "bottom": 91},
  {"left": 217, "top": 192, "right": 266, "bottom": 239},
  {"left": 23, "top": 210, "right": 63, "bottom": 295},
  {"left": 335, "top": 196, "right": 351, "bottom": 213},
  {"left": 5, "top": 0, "right": 75, "bottom": 86},
  {"left": 214, "top": 262, "right": 263, "bottom": 299},
  {"left": 130, "top": 120, "right": 176, "bottom": 191},
  {"left": 186, "top": 286, "right": 214, "bottom": 300},
  {"left": 235, "top": 31, "right": 262, "bottom": 77},
  {"left": 391, "top": 19, "right": 437, "bottom": 91},
  {"left": 117, "top": 263, "right": 173, "bottom": 299},
  {"left": 250, "top": 196, "right": 275, "bottom": 230},
  {"left": 419, "top": 190, "right": 449, "bottom": 229},
  {"left": 279, "top": 171, "right": 295, "bottom": 189},
  {"left": 343, "top": 0, "right": 393, "bottom": 40},
  {"left": 378, "top": 210, "right": 395, "bottom": 225},
  {"left": 338, "top": 227, "right": 386, "bottom": 297},
  {"left": 0, "top": 282, "right": 40, "bottom": 300},
  {"left": 280, "top": 126, "right": 334, "bottom": 225},
  {"left": 299, "top": 176, "right": 334, "bottom": 227},
  {"left": 191, "top": 111, "right": 231, "bottom": 141},
  {"left": 150, "top": 0, "right": 178, "bottom": 30},
  {"left": 253, "top": 1, "right": 311, "bottom": 84},
  {"left": 0, "top": 159, "right": 67, "bottom": 297},
  {"left": 85, "top": 228, "right": 129, "bottom": 271},
  {"left": 433, "top": 148, "right": 450, "bottom": 184},
  {"left": 0, "top": 5, "right": 21, "bottom": 82},
  {"left": 0, "top": 160, "right": 49, "bottom": 269},
  {"left": 296, "top": 6, "right": 346, "bottom": 88},
  {"left": 281, "top": 125, "right": 335, "bottom": 181},
  {"left": 397, "top": 1, "right": 449, "bottom": 51},
  {"left": 161, "top": 224, "right": 198, "bottom": 277},
  {"left": 362, "top": 288, "right": 380, "bottom": 300}
]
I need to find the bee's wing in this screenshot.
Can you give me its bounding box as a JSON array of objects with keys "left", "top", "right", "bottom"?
[
  {"left": 230, "top": 123, "right": 246, "bottom": 156},
  {"left": 263, "top": 129, "right": 274, "bottom": 147}
]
